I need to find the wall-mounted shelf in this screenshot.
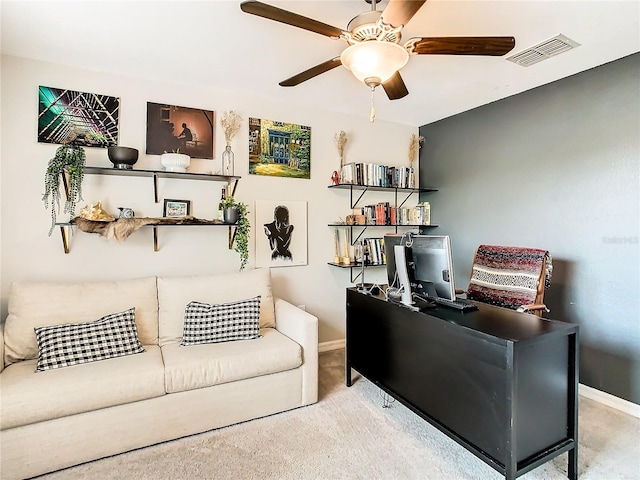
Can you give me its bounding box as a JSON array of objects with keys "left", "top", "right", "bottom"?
[
  {"left": 55, "top": 220, "right": 239, "bottom": 254},
  {"left": 328, "top": 183, "right": 438, "bottom": 283},
  {"left": 57, "top": 166, "right": 241, "bottom": 253},
  {"left": 64, "top": 166, "right": 240, "bottom": 203},
  {"left": 329, "top": 223, "right": 439, "bottom": 245},
  {"left": 328, "top": 183, "right": 437, "bottom": 209},
  {"left": 327, "top": 261, "right": 386, "bottom": 283}
]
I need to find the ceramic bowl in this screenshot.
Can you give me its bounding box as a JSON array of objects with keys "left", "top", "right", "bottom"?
[{"left": 108, "top": 146, "right": 139, "bottom": 169}]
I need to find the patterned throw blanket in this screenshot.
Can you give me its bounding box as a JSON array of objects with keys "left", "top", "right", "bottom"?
[{"left": 466, "top": 245, "right": 552, "bottom": 310}]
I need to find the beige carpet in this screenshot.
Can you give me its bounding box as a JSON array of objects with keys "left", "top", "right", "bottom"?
[{"left": 36, "top": 349, "right": 640, "bottom": 480}]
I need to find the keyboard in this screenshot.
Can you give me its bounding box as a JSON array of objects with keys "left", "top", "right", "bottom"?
[{"left": 433, "top": 297, "right": 478, "bottom": 311}]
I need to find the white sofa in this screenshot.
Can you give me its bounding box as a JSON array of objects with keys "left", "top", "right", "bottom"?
[{"left": 0, "top": 268, "right": 318, "bottom": 480}]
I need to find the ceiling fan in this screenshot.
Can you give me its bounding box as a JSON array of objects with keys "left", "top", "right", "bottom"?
[{"left": 240, "top": 0, "right": 516, "bottom": 102}]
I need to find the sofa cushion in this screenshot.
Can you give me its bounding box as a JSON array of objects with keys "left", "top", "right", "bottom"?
[
  {"left": 35, "top": 308, "right": 145, "bottom": 372},
  {"left": 162, "top": 328, "right": 302, "bottom": 394},
  {"left": 0, "top": 345, "right": 165, "bottom": 430},
  {"left": 181, "top": 297, "right": 261, "bottom": 346},
  {"left": 158, "top": 268, "right": 275, "bottom": 346},
  {"left": 4, "top": 277, "right": 158, "bottom": 366}
]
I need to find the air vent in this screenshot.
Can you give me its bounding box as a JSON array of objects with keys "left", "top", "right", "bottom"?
[{"left": 507, "top": 34, "right": 580, "bottom": 67}]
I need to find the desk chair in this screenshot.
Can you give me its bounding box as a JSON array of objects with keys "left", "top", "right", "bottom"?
[{"left": 464, "top": 245, "right": 552, "bottom": 316}]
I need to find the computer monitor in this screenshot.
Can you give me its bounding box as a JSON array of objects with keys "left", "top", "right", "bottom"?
[{"left": 384, "top": 234, "right": 457, "bottom": 301}]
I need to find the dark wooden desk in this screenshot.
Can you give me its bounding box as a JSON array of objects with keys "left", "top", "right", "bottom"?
[{"left": 346, "top": 288, "right": 579, "bottom": 480}]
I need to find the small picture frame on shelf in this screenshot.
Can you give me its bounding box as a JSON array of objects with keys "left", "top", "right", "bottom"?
[{"left": 163, "top": 199, "right": 191, "bottom": 218}]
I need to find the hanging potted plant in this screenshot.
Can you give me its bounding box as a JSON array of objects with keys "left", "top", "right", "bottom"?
[
  {"left": 42, "top": 131, "right": 107, "bottom": 235},
  {"left": 219, "top": 195, "right": 250, "bottom": 270}
]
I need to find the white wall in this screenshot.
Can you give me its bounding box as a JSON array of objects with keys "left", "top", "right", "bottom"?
[{"left": 0, "top": 55, "right": 417, "bottom": 343}]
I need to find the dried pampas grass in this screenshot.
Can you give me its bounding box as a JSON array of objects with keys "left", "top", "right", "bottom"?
[
  {"left": 335, "top": 130, "right": 347, "bottom": 167},
  {"left": 408, "top": 133, "right": 425, "bottom": 168},
  {"left": 220, "top": 111, "right": 243, "bottom": 145}
]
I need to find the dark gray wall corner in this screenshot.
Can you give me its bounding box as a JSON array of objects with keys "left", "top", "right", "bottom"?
[{"left": 419, "top": 53, "right": 640, "bottom": 404}]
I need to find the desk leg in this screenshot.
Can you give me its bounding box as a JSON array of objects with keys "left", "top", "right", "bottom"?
[
  {"left": 346, "top": 359, "right": 352, "bottom": 387},
  {"left": 568, "top": 448, "right": 577, "bottom": 480}
]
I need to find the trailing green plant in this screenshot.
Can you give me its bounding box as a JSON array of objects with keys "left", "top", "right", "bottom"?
[
  {"left": 42, "top": 144, "right": 86, "bottom": 235},
  {"left": 219, "top": 196, "right": 250, "bottom": 270}
]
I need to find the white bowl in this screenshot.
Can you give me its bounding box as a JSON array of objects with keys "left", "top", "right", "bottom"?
[{"left": 161, "top": 153, "right": 190, "bottom": 172}]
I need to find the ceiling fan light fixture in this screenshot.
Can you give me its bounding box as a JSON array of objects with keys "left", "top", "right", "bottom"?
[{"left": 340, "top": 41, "right": 409, "bottom": 86}]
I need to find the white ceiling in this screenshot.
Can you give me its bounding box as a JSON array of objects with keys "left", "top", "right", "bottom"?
[{"left": 2, "top": 0, "right": 639, "bottom": 126}]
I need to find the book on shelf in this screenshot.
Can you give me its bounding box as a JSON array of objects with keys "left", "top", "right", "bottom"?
[
  {"left": 346, "top": 201, "right": 431, "bottom": 226},
  {"left": 339, "top": 162, "right": 415, "bottom": 189},
  {"left": 364, "top": 237, "right": 384, "bottom": 265}
]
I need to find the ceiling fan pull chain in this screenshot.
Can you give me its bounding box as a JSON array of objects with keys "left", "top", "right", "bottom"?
[{"left": 369, "top": 85, "right": 376, "bottom": 123}]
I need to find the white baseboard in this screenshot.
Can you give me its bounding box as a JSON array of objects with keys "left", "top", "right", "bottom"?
[
  {"left": 579, "top": 384, "right": 640, "bottom": 418},
  {"left": 318, "top": 339, "right": 345, "bottom": 353}
]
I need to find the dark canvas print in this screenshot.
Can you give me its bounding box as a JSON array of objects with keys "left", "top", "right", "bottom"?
[
  {"left": 38, "top": 86, "right": 119, "bottom": 147},
  {"left": 146, "top": 102, "right": 215, "bottom": 159}
]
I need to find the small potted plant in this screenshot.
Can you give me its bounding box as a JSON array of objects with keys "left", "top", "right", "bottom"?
[
  {"left": 42, "top": 131, "right": 106, "bottom": 235},
  {"left": 219, "top": 195, "right": 250, "bottom": 270}
]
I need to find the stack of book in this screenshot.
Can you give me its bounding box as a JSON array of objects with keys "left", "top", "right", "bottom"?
[
  {"left": 363, "top": 238, "right": 385, "bottom": 265},
  {"left": 355, "top": 202, "right": 431, "bottom": 226},
  {"left": 339, "top": 162, "right": 415, "bottom": 189}
]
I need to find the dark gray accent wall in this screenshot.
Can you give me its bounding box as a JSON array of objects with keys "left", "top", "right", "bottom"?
[{"left": 419, "top": 53, "right": 640, "bottom": 404}]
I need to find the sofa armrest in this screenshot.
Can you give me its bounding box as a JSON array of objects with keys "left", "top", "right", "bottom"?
[
  {"left": 274, "top": 297, "right": 318, "bottom": 406},
  {"left": 0, "top": 321, "right": 5, "bottom": 373}
]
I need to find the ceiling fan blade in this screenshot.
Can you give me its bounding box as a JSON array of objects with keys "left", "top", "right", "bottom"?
[
  {"left": 279, "top": 58, "right": 342, "bottom": 87},
  {"left": 382, "top": 72, "right": 409, "bottom": 100},
  {"left": 409, "top": 37, "right": 516, "bottom": 56},
  {"left": 240, "top": 1, "right": 344, "bottom": 38},
  {"left": 381, "top": 0, "right": 427, "bottom": 28}
]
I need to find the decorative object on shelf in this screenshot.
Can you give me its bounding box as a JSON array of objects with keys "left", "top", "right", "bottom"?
[
  {"left": 73, "top": 216, "right": 221, "bottom": 242},
  {"left": 118, "top": 207, "right": 135, "bottom": 218},
  {"left": 161, "top": 150, "right": 191, "bottom": 172},
  {"left": 146, "top": 102, "right": 214, "bottom": 158},
  {"left": 334, "top": 130, "right": 347, "bottom": 169},
  {"left": 219, "top": 195, "right": 250, "bottom": 270},
  {"left": 408, "top": 133, "right": 425, "bottom": 170},
  {"left": 42, "top": 143, "right": 87, "bottom": 236},
  {"left": 163, "top": 199, "right": 191, "bottom": 218},
  {"left": 38, "top": 85, "right": 118, "bottom": 147},
  {"left": 79, "top": 202, "right": 115, "bottom": 222},
  {"left": 222, "top": 145, "right": 235, "bottom": 176},
  {"left": 255, "top": 200, "right": 308, "bottom": 268},
  {"left": 248, "top": 117, "right": 311, "bottom": 179},
  {"left": 333, "top": 229, "right": 341, "bottom": 264},
  {"left": 220, "top": 110, "right": 243, "bottom": 176},
  {"left": 108, "top": 146, "right": 139, "bottom": 169},
  {"left": 341, "top": 227, "right": 351, "bottom": 265},
  {"left": 331, "top": 170, "right": 340, "bottom": 185}
]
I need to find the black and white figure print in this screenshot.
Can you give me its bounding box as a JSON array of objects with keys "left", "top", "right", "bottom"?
[{"left": 255, "top": 200, "right": 307, "bottom": 268}]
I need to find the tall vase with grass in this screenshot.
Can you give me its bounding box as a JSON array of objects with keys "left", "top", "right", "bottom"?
[{"left": 220, "top": 110, "right": 242, "bottom": 176}]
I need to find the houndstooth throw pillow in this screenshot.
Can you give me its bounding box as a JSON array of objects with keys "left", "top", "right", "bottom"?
[
  {"left": 181, "top": 296, "right": 261, "bottom": 346},
  {"left": 34, "top": 307, "right": 145, "bottom": 372}
]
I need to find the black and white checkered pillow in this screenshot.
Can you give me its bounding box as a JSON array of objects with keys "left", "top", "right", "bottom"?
[
  {"left": 181, "top": 296, "right": 261, "bottom": 346},
  {"left": 34, "top": 307, "right": 145, "bottom": 372}
]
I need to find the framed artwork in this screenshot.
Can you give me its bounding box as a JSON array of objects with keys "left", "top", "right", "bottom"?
[
  {"left": 146, "top": 102, "right": 214, "bottom": 159},
  {"left": 255, "top": 200, "right": 308, "bottom": 267},
  {"left": 38, "top": 86, "right": 119, "bottom": 147},
  {"left": 163, "top": 199, "right": 191, "bottom": 218},
  {"left": 248, "top": 117, "right": 310, "bottom": 179}
]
